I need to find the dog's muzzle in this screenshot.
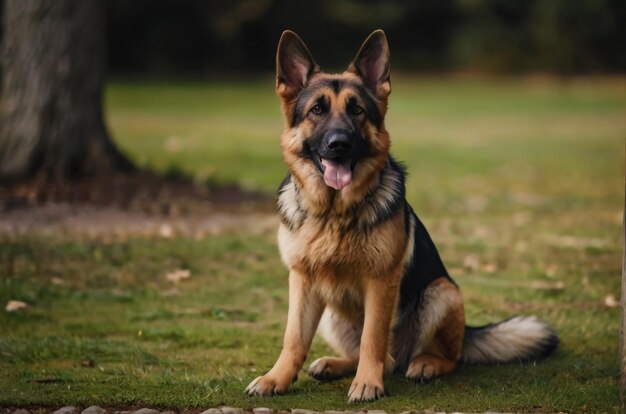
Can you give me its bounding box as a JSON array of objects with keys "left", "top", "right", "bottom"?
[{"left": 318, "top": 129, "right": 354, "bottom": 191}]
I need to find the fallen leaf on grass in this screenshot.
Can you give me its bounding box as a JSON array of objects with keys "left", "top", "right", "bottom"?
[
  {"left": 159, "top": 223, "right": 174, "bottom": 238},
  {"left": 604, "top": 294, "right": 620, "bottom": 308},
  {"left": 482, "top": 263, "right": 497, "bottom": 273},
  {"left": 81, "top": 359, "right": 95, "bottom": 368},
  {"left": 165, "top": 269, "right": 191, "bottom": 284},
  {"left": 529, "top": 281, "right": 566, "bottom": 291},
  {"left": 5, "top": 300, "right": 29, "bottom": 312},
  {"left": 543, "top": 234, "right": 610, "bottom": 249},
  {"left": 51, "top": 277, "right": 64, "bottom": 285},
  {"left": 463, "top": 254, "right": 480, "bottom": 271}
]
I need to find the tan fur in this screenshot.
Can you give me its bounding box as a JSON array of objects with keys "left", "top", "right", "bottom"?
[
  {"left": 247, "top": 30, "right": 466, "bottom": 403},
  {"left": 280, "top": 75, "right": 390, "bottom": 218},
  {"left": 246, "top": 270, "right": 324, "bottom": 395},
  {"left": 252, "top": 194, "right": 410, "bottom": 401},
  {"left": 251, "top": 67, "right": 413, "bottom": 400},
  {"left": 248, "top": 30, "right": 558, "bottom": 402}
]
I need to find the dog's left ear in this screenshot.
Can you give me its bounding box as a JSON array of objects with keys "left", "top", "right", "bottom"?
[
  {"left": 276, "top": 30, "right": 320, "bottom": 100},
  {"left": 348, "top": 30, "right": 391, "bottom": 98}
]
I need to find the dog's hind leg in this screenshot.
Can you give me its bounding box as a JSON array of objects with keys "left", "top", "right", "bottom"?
[
  {"left": 310, "top": 309, "right": 396, "bottom": 382},
  {"left": 308, "top": 309, "right": 361, "bottom": 381},
  {"left": 405, "top": 278, "right": 465, "bottom": 382},
  {"left": 309, "top": 356, "right": 359, "bottom": 382}
]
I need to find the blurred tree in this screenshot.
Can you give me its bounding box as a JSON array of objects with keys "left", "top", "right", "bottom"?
[
  {"left": 452, "top": 0, "right": 626, "bottom": 73},
  {"left": 0, "top": 0, "right": 132, "bottom": 182},
  {"left": 101, "top": 0, "right": 626, "bottom": 76}
]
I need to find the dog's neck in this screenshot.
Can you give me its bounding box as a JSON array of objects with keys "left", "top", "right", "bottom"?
[{"left": 278, "top": 157, "right": 406, "bottom": 232}]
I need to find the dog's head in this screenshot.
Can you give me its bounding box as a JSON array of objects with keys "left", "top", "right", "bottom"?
[{"left": 276, "top": 30, "right": 391, "bottom": 210}]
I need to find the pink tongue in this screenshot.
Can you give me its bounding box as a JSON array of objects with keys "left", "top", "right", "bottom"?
[{"left": 321, "top": 159, "right": 352, "bottom": 190}]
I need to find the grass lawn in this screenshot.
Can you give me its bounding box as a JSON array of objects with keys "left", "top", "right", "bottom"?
[{"left": 1, "top": 76, "right": 624, "bottom": 413}]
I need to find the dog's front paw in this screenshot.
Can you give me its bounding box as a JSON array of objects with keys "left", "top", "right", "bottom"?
[
  {"left": 347, "top": 376, "right": 385, "bottom": 402},
  {"left": 245, "top": 374, "right": 289, "bottom": 397}
]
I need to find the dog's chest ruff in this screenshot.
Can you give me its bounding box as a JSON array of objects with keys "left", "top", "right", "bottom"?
[
  {"left": 278, "top": 158, "right": 406, "bottom": 231},
  {"left": 277, "top": 158, "right": 408, "bottom": 276}
]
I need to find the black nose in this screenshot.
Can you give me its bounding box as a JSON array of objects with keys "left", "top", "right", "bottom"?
[{"left": 326, "top": 132, "right": 352, "bottom": 152}]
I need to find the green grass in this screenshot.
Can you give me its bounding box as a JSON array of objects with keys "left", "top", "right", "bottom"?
[{"left": 1, "top": 76, "right": 625, "bottom": 412}]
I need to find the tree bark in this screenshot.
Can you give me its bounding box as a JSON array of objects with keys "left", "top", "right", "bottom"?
[{"left": 0, "top": 0, "right": 132, "bottom": 182}]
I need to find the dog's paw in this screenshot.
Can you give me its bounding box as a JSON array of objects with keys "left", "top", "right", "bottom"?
[
  {"left": 405, "top": 360, "right": 435, "bottom": 383},
  {"left": 245, "top": 374, "right": 289, "bottom": 397},
  {"left": 347, "top": 376, "right": 385, "bottom": 402},
  {"left": 308, "top": 357, "right": 334, "bottom": 381},
  {"left": 406, "top": 354, "right": 457, "bottom": 383},
  {"left": 308, "top": 357, "right": 356, "bottom": 382}
]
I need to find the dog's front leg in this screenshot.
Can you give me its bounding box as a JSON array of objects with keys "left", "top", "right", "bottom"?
[
  {"left": 348, "top": 276, "right": 398, "bottom": 402},
  {"left": 246, "top": 270, "right": 324, "bottom": 396}
]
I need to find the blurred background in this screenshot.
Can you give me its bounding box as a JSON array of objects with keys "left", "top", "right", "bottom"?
[
  {"left": 96, "top": 0, "right": 624, "bottom": 196},
  {"left": 104, "top": 0, "right": 626, "bottom": 77},
  {"left": 0, "top": 0, "right": 622, "bottom": 215},
  {"left": 1, "top": 0, "right": 624, "bottom": 219},
  {"left": 1, "top": 0, "right": 625, "bottom": 196}
]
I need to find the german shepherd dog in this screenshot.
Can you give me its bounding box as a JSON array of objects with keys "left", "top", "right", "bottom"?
[{"left": 246, "top": 30, "right": 558, "bottom": 402}]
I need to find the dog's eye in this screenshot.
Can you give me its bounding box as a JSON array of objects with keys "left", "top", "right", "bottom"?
[
  {"left": 352, "top": 105, "right": 364, "bottom": 115},
  {"left": 311, "top": 104, "right": 323, "bottom": 115}
]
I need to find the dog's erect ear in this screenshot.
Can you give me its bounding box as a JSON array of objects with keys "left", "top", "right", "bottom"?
[
  {"left": 276, "top": 31, "right": 319, "bottom": 99},
  {"left": 348, "top": 30, "right": 390, "bottom": 97}
]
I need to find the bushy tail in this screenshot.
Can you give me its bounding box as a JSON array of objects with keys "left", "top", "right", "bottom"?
[{"left": 461, "top": 315, "right": 559, "bottom": 364}]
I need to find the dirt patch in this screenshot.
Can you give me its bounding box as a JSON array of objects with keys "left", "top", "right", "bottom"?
[
  {"left": 0, "top": 171, "right": 272, "bottom": 211},
  {"left": 0, "top": 204, "right": 279, "bottom": 239},
  {"left": 0, "top": 172, "right": 278, "bottom": 238}
]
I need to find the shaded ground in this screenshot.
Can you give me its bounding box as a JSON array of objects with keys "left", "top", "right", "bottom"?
[
  {"left": 0, "top": 172, "right": 277, "bottom": 238},
  {"left": 0, "top": 171, "right": 272, "bottom": 211}
]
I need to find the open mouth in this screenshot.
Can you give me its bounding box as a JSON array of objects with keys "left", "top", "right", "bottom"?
[{"left": 319, "top": 157, "right": 353, "bottom": 190}]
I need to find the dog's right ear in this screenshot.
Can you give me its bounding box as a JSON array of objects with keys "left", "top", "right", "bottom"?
[
  {"left": 347, "top": 30, "right": 390, "bottom": 99},
  {"left": 276, "top": 31, "right": 319, "bottom": 100}
]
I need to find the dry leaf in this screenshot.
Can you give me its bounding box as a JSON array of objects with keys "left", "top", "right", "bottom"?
[
  {"left": 482, "top": 263, "right": 497, "bottom": 273},
  {"left": 81, "top": 359, "right": 95, "bottom": 368},
  {"left": 529, "top": 281, "right": 565, "bottom": 291},
  {"left": 5, "top": 300, "right": 29, "bottom": 312},
  {"left": 165, "top": 269, "right": 191, "bottom": 284},
  {"left": 159, "top": 223, "right": 174, "bottom": 238},
  {"left": 543, "top": 234, "right": 609, "bottom": 249},
  {"left": 604, "top": 294, "right": 620, "bottom": 308},
  {"left": 51, "top": 277, "right": 64, "bottom": 285},
  {"left": 463, "top": 255, "right": 480, "bottom": 271}
]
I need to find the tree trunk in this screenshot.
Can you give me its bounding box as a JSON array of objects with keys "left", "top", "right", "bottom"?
[{"left": 0, "top": 0, "right": 132, "bottom": 182}]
